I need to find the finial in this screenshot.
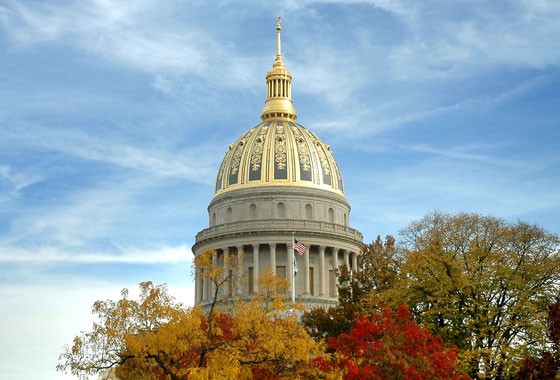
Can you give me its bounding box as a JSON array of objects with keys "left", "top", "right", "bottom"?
[{"left": 276, "top": 17, "right": 282, "bottom": 58}]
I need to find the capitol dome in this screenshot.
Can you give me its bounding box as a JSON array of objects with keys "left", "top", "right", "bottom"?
[
  {"left": 193, "top": 18, "right": 363, "bottom": 311},
  {"left": 214, "top": 120, "right": 344, "bottom": 196},
  {"left": 214, "top": 17, "right": 344, "bottom": 198}
]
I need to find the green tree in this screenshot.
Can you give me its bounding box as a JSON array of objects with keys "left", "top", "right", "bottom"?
[
  {"left": 387, "top": 212, "right": 560, "bottom": 379},
  {"left": 302, "top": 235, "right": 399, "bottom": 340}
]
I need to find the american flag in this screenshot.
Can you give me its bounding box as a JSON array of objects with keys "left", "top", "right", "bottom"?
[{"left": 294, "top": 239, "right": 307, "bottom": 255}]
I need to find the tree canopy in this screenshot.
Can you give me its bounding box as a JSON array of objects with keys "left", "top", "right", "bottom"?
[
  {"left": 58, "top": 212, "right": 560, "bottom": 380},
  {"left": 314, "top": 305, "right": 470, "bottom": 380},
  {"left": 358, "top": 212, "right": 560, "bottom": 379},
  {"left": 57, "top": 250, "right": 322, "bottom": 380},
  {"left": 516, "top": 296, "right": 560, "bottom": 379}
]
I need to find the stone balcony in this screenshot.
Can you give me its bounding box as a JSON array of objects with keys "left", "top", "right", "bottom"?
[{"left": 194, "top": 218, "right": 363, "bottom": 249}]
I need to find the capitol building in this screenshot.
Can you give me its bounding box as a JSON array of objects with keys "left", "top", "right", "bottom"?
[{"left": 192, "top": 19, "right": 363, "bottom": 310}]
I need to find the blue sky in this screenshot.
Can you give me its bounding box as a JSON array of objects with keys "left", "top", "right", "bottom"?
[{"left": 1, "top": 1, "right": 559, "bottom": 379}]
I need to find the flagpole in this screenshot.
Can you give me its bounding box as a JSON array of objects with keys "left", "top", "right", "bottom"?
[{"left": 291, "top": 231, "right": 295, "bottom": 304}]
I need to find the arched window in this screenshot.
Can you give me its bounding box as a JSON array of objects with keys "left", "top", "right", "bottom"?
[
  {"left": 212, "top": 212, "right": 217, "bottom": 226},
  {"left": 276, "top": 202, "right": 286, "bottom": 219},
  {"left": 249, "top": 203, "right": 257, "bottom": 219},
  {"left": 343, "top": 213, "right": 348, "bottom": 226},
  {"left": 226, "top": 207, "right": 233, "bottom": 223},
  {"left": 305, "top": 204, "right": 313, "bottom": 220},
  {"left": 328, "top": 207, "right": 335, "bottom": 223}
]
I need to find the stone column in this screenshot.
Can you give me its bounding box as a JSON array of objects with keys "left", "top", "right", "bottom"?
[
  {"left": 210, "top": 250, "right": 218, "bottom": 300},
  {"left": 344, "top": 249, "right": 349, "bottom": 270},
  {"left": 319, "top": 245, "right": 326, "bottom": 297},
  {"left": 333, "top": 248, "right": 339, "bottom": 298},
  {"left": 304, "top": 244, "right": 310, "bottom": 296},
  {"left": 223, "top": 249, "right": 229, "bottom": 297},
  {"left": 252, "top": 244, "right": 259, "bottom": 294},
  {"left": 270, "top": 243, "right": 276, "bottom": 275},
  {"left": 236, "top": 246, "right": 244, "bottom": 296},
  {"left": 194, "top": 251, "right": 201, "bottom": 303},
  {"left": 352, "top": 252, "right": 358, "bottom": 274},
  {"left": 203, "top": 269, "right": 208, "bottom": 302},
  {"left": 202, "top": 273, "right": 206, "bottom": 302}
]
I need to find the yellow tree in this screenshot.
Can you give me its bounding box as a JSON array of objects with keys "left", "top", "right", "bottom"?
[
  {"left": 191, "top": 268, "right": 322, "bottom": 379},
  {"left": 57, "top": 249, "right": 322, "bottom": 379}
]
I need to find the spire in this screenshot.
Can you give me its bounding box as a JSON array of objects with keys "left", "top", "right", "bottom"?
[
  {"left": 261, "top": 17, "right": 297, "bottom": 121},
  {"left": 276, "top": 17, "right": 282, "bottom": 59}
]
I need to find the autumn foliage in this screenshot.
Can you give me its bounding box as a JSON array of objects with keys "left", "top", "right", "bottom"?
[
  {"left": 57, "top": 211, "right": 560, "bottom": 380},
  {"left": 57, "top": 254, "right": 322, "bottom": 380},
  {"left": 516, "top": 296, "right": 560, "bottom": 379},
  {"left": 314, "top": 305, "right": 470, "bottom": 380}
]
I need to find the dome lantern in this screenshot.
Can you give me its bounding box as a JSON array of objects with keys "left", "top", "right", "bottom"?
[{"left": 261, "top": 17, "right": 297, "bottom": 121}]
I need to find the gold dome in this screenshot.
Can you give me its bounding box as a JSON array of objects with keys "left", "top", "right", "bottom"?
[
  {"left": 214, "top": 120, "right": 344, "bottom": 196},
  {"left": 214, "top": 18, "right": 344, "bottom": 197}
]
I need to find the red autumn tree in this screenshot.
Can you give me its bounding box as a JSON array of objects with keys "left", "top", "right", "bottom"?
[{"left": 315, "top": 305, "right": 471, "bottom": 380}]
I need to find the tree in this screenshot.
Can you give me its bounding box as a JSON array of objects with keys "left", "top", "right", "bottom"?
[
  {"left": 302, "top": 235, "right": 399, "bottom": 340},
  {"left": 355, "top": 235, "right": 400, "bottom": 297},
  {"left": 386, "top": 212, "right": 560, "bottom": 379},
  {"left": 57, "top": 249, "right": 322, "bottom": 379},
  {"left": 516, "top": 296, "right": 560, "bottom": 379},
  {"left": 314, "top": 305, "right": 470, "bottom": 380}
]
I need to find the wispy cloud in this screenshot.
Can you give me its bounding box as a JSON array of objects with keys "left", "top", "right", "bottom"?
[
  {"left": 396, "top": 142, "right": 525, "bottom": 168},
  {"left": 288, "top": 0, "right": 560, "bottom": 93},
  {"left": 0, "top": 1, "right": 264, "bottom": 89},
  {"left": 0, "top": 165, "right": 43, "bottom": 199},
  {"left": 1, "top": 1, "right": 208, "bottom": 72},
  {"left": 386, "top": 1, "right": 560, "bottom": 79},
  {"left": 307, "top": 72, "right": 549, "bottom": 143},
  {"left": 0, "top": 244, "right": 191, "bottom": 264},
  {"left": 3, "top": 125, "right": 217, "bottom": 183},
  {"left": 1, "top": 177, "right": 136, "bottom": 248}
]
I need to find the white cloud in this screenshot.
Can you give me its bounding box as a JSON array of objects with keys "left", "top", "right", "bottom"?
[
  {"left": 307, "top": 72, "right": 549, "bottom": 143},
  {"left": 287, "top": 0, "right": 560, "bottom": 85},
  {"left": 396, "top": 142, "right": 528, "bottom": 169},
  {"left": 1, "top": 1, "right": 207, "bottom": 73},
  {"left": 0, "top": 244, "right": 191, "bottom": 264},
  {"left": 282, "top": 0, "right": 415, "bottom": 17},
  {"left": 0, "top": 1, "right": 265, "bottom": 89},
  {"left": 386, "top": 1, "right": 560, "bottom": 79},
  {"left": 4, "top": 125, "right": 217, "bottom": 183},
  {"left": 0, "top": 165, "right": 43, "bottom": 198},
  {"left": 1, "top": 176, "right": 137, "bottom": 248}
]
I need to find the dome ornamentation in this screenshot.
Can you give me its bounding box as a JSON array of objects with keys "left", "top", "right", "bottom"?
[{"left": 214, "top": 120, "right": 344, "bottom": 196}]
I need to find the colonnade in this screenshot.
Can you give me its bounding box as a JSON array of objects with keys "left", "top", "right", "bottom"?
[{"left": 195, "top": 242, "right": 359, "bottom": 306}]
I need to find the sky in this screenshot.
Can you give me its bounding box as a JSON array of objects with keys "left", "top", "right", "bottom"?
[{"left": 0, "top": 0, "right": 559, "bottom": 379}]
